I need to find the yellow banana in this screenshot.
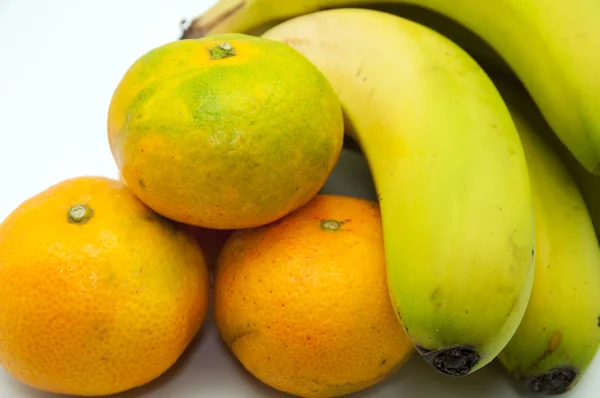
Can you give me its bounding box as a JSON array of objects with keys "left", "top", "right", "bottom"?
[
  {"left": 575, "top": 173, "right": 600, "bottom": 245},
  {"left": 491, "top": 74, "right": 600, "bottom": 395},
  {"left": 182, "top": 0, "right": 600, "bottom": 175},
  {"left": 502, "top": 77, "right": 600, "bottom": 244},
  {"left": 550, "top": 143, "right": 600, "bottom": 245},
  {"left": 262, "top": 8, "right": 535, "bottom": 377}
]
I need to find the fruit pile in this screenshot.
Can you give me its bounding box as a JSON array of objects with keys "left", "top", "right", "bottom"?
[{"left": 0, "top": 1, "right": 599, "bottom": 397}]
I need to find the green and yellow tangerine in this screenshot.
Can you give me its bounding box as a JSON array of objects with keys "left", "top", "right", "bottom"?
[{"left": 108, "top": 34, "right": 344, "bottom": 229}]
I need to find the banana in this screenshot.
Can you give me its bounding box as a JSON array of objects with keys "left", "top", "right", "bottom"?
[
  {"left": 365, "top": 3, "right": 512, "bottom": 76},
  {"left": 182, "top": 0, "right": 600, "bottom": 176},
  {"left": 262, "top": 8, "right": 535, "bottom": 377},
  {"left": 554, "top": 148, "right": 600, "bottom": 245},
  {"left": 491, "top": 74, "right": 600, "bottom": 395},
  {"left": 575, "top": 173, "right": 600, "bottom": 245},
  {"left": 500, "top": 76, "right": 600, "bottom": 244}
]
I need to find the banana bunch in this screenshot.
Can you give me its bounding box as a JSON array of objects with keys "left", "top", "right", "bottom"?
[{"left": 181, "top": 1, "right": 600, "bottom": 395}]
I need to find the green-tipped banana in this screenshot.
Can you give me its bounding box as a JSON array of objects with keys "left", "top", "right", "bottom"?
[
  {"left": 182, "top": 0, "right": 600, "bottom": 175},
  {"left": 262, "top": 8, "right": 535, "bottom": 377},
  {"left": 492, "top": 75, "right": 600, "bottom": 395}
]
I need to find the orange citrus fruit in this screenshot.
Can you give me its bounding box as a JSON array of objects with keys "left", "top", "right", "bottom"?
[
  {"left": 119, "top": 172, "right": 231, "bottom": 268},
  {"left": 107, "top": 33, "right": 344, "bottom": 229},
  {"left": 214, "top": 194, "right": 413, "bottom": 397},
  {"left": 0, "top": 176, "right": 210, "bottom": 396}
]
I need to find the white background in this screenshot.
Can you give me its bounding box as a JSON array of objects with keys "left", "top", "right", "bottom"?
[{"left": 0, "top": 1, "right": 598, "bottom": 397}]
